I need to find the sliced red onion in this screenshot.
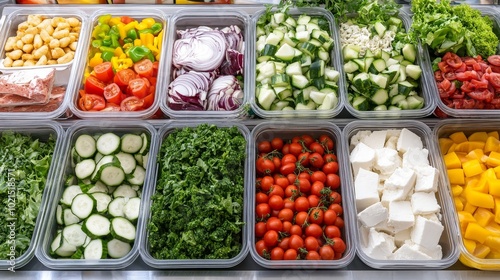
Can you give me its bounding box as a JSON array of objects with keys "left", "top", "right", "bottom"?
[
  {"left": 220, "top": 25, "right": 244, "bottom": 53},
  {"left": 207, "top": 75, "right": 243, "bottom": 111},
  {"left": 220, "top": 49, "right": 244, "bottom": 76},
  {"left": 173, "top": 30, "right": 227, "bottom": 72},
  {"left": 168, "top": 71, "right": 214, "bottom": 110},
  {"left": 177, "top": 26, "right": 214, "bottom": 39}
]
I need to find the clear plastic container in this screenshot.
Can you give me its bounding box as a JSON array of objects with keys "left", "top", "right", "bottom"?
[
  {"left": 342, "top": 120, "right": 459, "bottom": 269},
  {"left": 0, "top": 8, "right": 88, "bottom": 119},
  {"left": 249, "top": 121, "right": 356, "bottom": 269},
  {"left": 160, "top": 8, "right": 251, "bottom": 119},
  {"left": 36, "top": 120, "right": 158, "bottom": 270},
  {"left": 433, "top": 119, "right": 500, "bottom": 270},
  {"left": 341, "top": 10, "right": 435, "bottom": 119},
  {"left": 250, "top": 7, "right": 345, "bottom": 119},
  {"left": 420, "top": 6, "right": 500, "bottom": 118},
  {"left": 68, "top": 9, "right": 168, "bottom": 119},
  {"left": 0, "top": 121, "right": 64, "bottom": 271},
  {"left": 139, "top": 120, "right": 250, "bottom": 268}
]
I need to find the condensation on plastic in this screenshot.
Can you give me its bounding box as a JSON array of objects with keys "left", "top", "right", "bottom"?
[
  {"left": 0, "top": 121, "right": 64, "bottom": 271},
  {"left": 0, "top": 7, "right": 89, "bottom": 119},
  {"left": 139, "top": 120, "right": 250, "bottom": 269},
  {"left": 249, "top": 121, "right": 356, "bottom": 269},
  {"left": 342, "top": 120, "right": 459, "bottom": 269},
  {"left": 419, "top": 5, "right": 500, "bottom": 118},
  {"left": 68, "top": 9, "right": 169, "bottom": 119},
  {"left": 35, "top": 120, "right": 158, "bottom": 270},
  {"left": 160, "top": 9, "right": 252, "bottom": 119},
  {"left": 250, "top": 7, "right": 346, "bottom": 119},
  {"left": 433, "top": 119, "right": 500, "bottom": 270},
  {"left": 341, "top": 9, "right": 435, "bottom": 119}
]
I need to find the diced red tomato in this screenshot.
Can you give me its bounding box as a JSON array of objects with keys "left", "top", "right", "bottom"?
[
  {"left": 121, "top": 16, "right": 134, "bottom": 24},
  {"left": 84, "top": 75, "right": 106, "bottom": 96},
  {"left": 152, "top": 61, "right": 159, "bottom": 77},
  {"left": 487, "top": 55, "right": 500, "bottom": 66},
  {"left": 443, "top": 71, "right": 456, "bottom": 81},
  {"left": 486, "top": 72, "right": 500, "bottom": 88},
  {"left": 79, "top": 94, "right": 106, "bottom": 111},
  {"left": 134, "top": 59, "right": 154, "bottom": 78},
  {"left": 94, "top": 62, "right": 114, "bottom": 83},
  {"left": 103, "top": 83, "right": 123, "bottom": 104},
  {"left": 445, "top": 53, "right": 463, "bottom": 69},
  {"left": 120, "top": 96, "right": 144, "bottom": 111},
  {"left": 114, "top": 69, "right": 136, "bottom": 88},
  {"left": 128, "top": 78, "right": 149, "bottom": 99},
  {"left": 438, "top": 61, "right": 452, "bottom": 73},
  {"left": 142, "top": 93, "right": 155, "bottom": 109}
]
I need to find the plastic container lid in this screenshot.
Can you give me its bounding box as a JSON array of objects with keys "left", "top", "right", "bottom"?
[
  {"left": 420, "top": 5, "right": 500, "bottom": 118},
  {"left": 160, "top": 8, "right": 251, "bottom": 119},
  {"left": 139, "top": 120, "right": 250, "bottom": 269},
  {"left": 68, "top": 9, "right": 168, "bottom": 119},
  {"left": 433, "top": 119, "right": 500, "bottom": 270},
  {"left": 342, "top": 120, "right": 459, "bottom": 269},
  {"left": 0, "top": 8, "right": 88, "bottom": 119},
  {"left": 35, "top": 120, "right": 158, "bottom": 270},
  {"left": 249, "top": 7, "right": 345, "bottom": 119},
  {"left": 0, "top": 121, "right": 64, "bottom": 271},
  {"left": 340, "top": 9, "right": 435, "bottom": 119},
  {"left": 249, "top": 120, "right": 356, "bottom": 269}
]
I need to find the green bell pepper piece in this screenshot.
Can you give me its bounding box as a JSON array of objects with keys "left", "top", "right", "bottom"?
[
  {"left": 138, "top": 28, "right": 153, "bottom": 35},
  {"left": 91, "top": 39, "right": 102, "bottom": 48},
  {"left": 126, "top": 29, "right": 138, "bottom": 40},
  {"left": 98, "top": 14, "right": 112, "bottom": 25},
  {"left": 101, "top": 51, "right": 114, "bottom": 62},
  {"left": 102, "top": 35, "right": 112, "bottom": 47},
  {"left": 109, "top": 25, "right": 119, "bottom": 37},
  {"left": 123, "top": 38, "right": 134, "bottom": 45},
  {"left": 99, "top": 46, "right": 116, "bottom": 53},
  {"left": 111, "top": 34, "right": 120, "bottom": 49},
  {"left": 99, "top": 24, "right": 110, "bottom": 36},
  {"left": 128, "top": 46, "right": 154, "bottom": 63},
  {"left": 151, "top": 23, "right": 163, "bottom": 35}
]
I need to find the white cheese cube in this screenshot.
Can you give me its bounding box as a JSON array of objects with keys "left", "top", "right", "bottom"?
[
  {"left": 362, "top": 228, "right": 396, "bottom": 260},
  {"left": 391, "top": 244, "right": 432, "bottom": 260},
  {"left": 405, "top": 240, "right": 443, "bottom": 260},
  {"left": 374, "top": 219, "right": 396, "bottom": 235},
  {"left": 402, "top": 148, "right": 430, "bottom": 169},
  {"left": 350, "top": 142, "right": 376, "bottom": 176},
  {"left": 422, "top": 213, "right": 442, "bottom": 223},
  {"left": 359, "top": 224, "right": 370, "bottom": 248},
  {"left": 374, "top": 148, "right": 401, "bottom": 175},
  {"left": 394, "top": 228, "right": 411, "bottom": 247},
  {"left": 358, "top": 202, "right": 388, "bottom": 227},
  {"left": 355, "top": 168, "right": 380, "bottom": 211},
  {"left": 362, "top": 130, "right": 387, "bottom": 149},
  {"left": 397, "top": 128, "right": 423, "bottom": 153},
  {"left": 411, "top": 215, "right": 444, "bottom": 250},
  {"left": 381, "top": 188, "right": 406, "bottom": 207},
  {"left": 388, "top": 201, "right": 415, "bottom": 232},
  {"left": 350, "top": 130, "right": 372, "bottom": 149},
  {"left": 384, "top": 167, "right": 416, "bottom": 200},
  {"left": 411, "top": 192, "right": 441, "bottom": 215},
  {"left": 385, "top": 136, "right": 399, "bottom": 150},
  {"left": 414, "top": 166, "right": 439, "bottom": 193}
]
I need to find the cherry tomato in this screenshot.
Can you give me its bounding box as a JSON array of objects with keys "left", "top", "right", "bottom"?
[
  {"left": 283, "top": 249, "right": 298, "bottom": 260},
  {"left": 278, "top": 208, "right": 294, "bottom": 222},
  {"left": 282, "top": 143, "right": 290, "bottom": 155},
  {"left": 255, "top": 240, "right": 268, "bottom": 257},
  {"left": 294, "top": 211, "right": 309, "bottom": 227},
  {"left": 258, "top": 141, "right": 272, "bottom": 153},
  {"left": 134, "top": 59, "right": 154, "bottom": 78},
  {"left": 330, "top": 191, "right": 342, "bottom": 204},
  {"left": 271, "top": 137, "right": 284, "bottom": 151},
  {"left": 101, "top": 103, "right": 121, "bottom": 111},
  {"left": 323, "top": 209, "right": 338, "bottom": 226},
  {"left": 296, "top": 178, "right": 311, "bottom": 193},
  {"left": 307, "top": 195, "right": 320, "bottom": 208},
  {"left": 278, "top": 237, "right": 290, "bottom": 250},
  {"left": 79, "top": 93, "right": 105, "bottom": 111},
  {"left": 127, "top": 78, "right": 149, "bottom": 99},
  {"left": 120, "top": 96, "right": 144, "bottom": 111},
  {"left": 288, "top": 234, "right": 304, "bottom": 251},
  {"left": 141, "top": 93, "right": 155, "bottom": 109},
  {"left": 294, "top": 197, "right": 309, "bottom": 212},
  {"left": 323, "top": 162, "right": 339, "bottom": 174},
  {"left": 266, "top": 217, "right": 283, "bottom": 232},
  {"left": 305, "top": 223, "right": 322, "bottom": 238},
  {"left": 329, "top": 203, "right": 343, "bottom": 216},
  {"left": 280, "top": 163, "right": 296, "bottom": 176},
  {"left": 268, "top": 185, "right": 284, "bottom": 198},
  {"left": 268, "top": 195, "right": 284, "bottom": 211},
  {"left": 259, "top": 176, "right": 274, "bottom": 192},
  {"left": 256, "top": 192, "right": 269, "bottom": 204},
  {"left": 263, "top": 230, "right": 279, "bottom": 247},
  {"left": 309, "top": 208, "right": 324, "bottom": 225},
  {"left": 272, "top": 156, "right": 281, "bottom": 170},
  {"left": 285, "top": 185, "right": 299, "bottom": 198},
  {"left": 270, "top": 247, "right": 284, "bottom": 260},
  {"left": 260, "top": 159, "right": 276, "bottom": 176},
  {"left": 310, "top": 181, "right": 325, "bottom": 197},
  {"left": 319, "top": 245, "right": 334, "bottom": 260},
  {"left": 289, "top": 224, "right": 302, "bottom": 236},
  {"left": 309, "top": 142, "right": 325, "bottom": 155},
  {"left": 283, "top": 198, "right": 295, "bottom": 211},
  {"left": 332, "top": 237, "right": 346, "bottom": 254},
  {"left": 84, "top": 75, "right": 106, "bottom": 96},
  {"left": 298, "top": 152, "right": 310, "bottom": 167},
  {"left": 114, "top": 69, "right": 136, "bottom": 88},
  {"left": 93, "top": 62, "right": 114, "bottom": 82},
  {"left": 281, "top": 154, "right": 297, "bottom": 165},
  {"left": 323, "top": 153, "right": 337, "bottom": 163},
  {"left": 324, "top": 225, "right": 341, "bottom": 239},
  {"left": 301, "top": 134, "right": 315, "bottom": 147},
  {"left": 256, "top": 203, "right": 271, "bottom": 219},
  {"left": 275, "top": 176, "right": 290, "bottom": 189},
  {"left": 304, "top": 236, "right": 320, "bottom": 252},
  {"left": 326, "top": 173, "right": 341, "bottom": 189},
  {"left": 319, "top": 134, "right": 334, "bottom": 151},
  {"left": 334, "top": 217, "right": 345, "bottom": 229},
  {"left": 289, "top": 142, "right": 303, "bottom": 157},
  {"left": 309, "top": 152, "right": 325, "bottom": 168},
  {"left": 311, "top": 171, "right": 327, "bottom": 184},
  {"left": 282, "top": 221, "right": 292, "bottom": 234},
  {"left": 306, "top": 250, "right": 321, "bottom": 260},
  {"left": 255, "top": 221, "right": 267, "bottom": 238},
  {"left": 103, "top": 83, "right": 123, "bottom": 105}
]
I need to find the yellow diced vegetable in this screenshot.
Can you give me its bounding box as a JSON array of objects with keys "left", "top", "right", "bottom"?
[
  {"left": 463, "top": 238, "right": 477, "bottom": 254},
  {"left": 469, "top": 132, "right": 489, "bottom": 142},
  {"left": 464, "top": 202, "right": 478, "bottom": 214},
  {"left": 439, "top": 138, "right": 455, "bottom": 155},
  {"left": 444, "top": 152, "right": 462, "bottom": 169},
  {"left": 88, "top": 52, "right": 103, "bottom": 68},
  {"left": 488, "top": 179, "right": 500, "bottom": 197},
  {"left": 489, "top": 131, "right": 500, "bottom": 140},
  {"left": 452, "top": 185, "right": 464, "bottom": 196},
  {"left": 448, "top": 169, "right": 465, "bottom": 185},
  {"left": 465, "top": 222, "right": 492, "bottom": 243},
  {"left": 484, "top": 136, "right": 500, "bottom": 154},
  {"left": 466, "top": 149, "right": 485, "bottom": 161},
  {"left": 466, "top": 189, "right": 494, "bottom": 209},
  {"left": 474, "top": 208, "right": 495, "bottom": 227},
  {"left": 463, "top": 159, "right": 485, "bottom": 177},
  {"left": 450, "top": 131, "right": 468, "bottom": 144},
  {"left": 473, "top": 243, "right": 491, "bottom": 258},
  {"left": 134, "top": 39, "right": 142, "bottom": 47},
  {"left": 486, "top": 151, "right": 500, "bottom": 167},
  {"left": 484, "top": 236, "right": 500, "bottom": 252},
  {"left": 141, "top": 18, "right": 155, "bottom": 28},
  {"left": 455, "top": 197, "right": 464, "bottom": 211},
  {"left": 486, "top": 249, "right": 500, "bottom": 259},
  {"left": 455, "top": 141, "right": 486, "bottom": 153}
]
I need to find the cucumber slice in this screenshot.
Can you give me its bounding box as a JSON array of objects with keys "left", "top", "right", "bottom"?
[
  {"left": 100, "top": 165, "right": 125, "bottom": 187},
  {"left": 75, "top": 159, "right": 96, "bottom": 180},
  {"left": 111, "top": 217, "right": 136, "bottom": 243},
  {"left": 127, "top": 166, "right": 145, "bottom": 186},
  {"left": 84, "top": 239, "right": 108, "bottom": 260},
  {"left": 71, "top": 193, "right": 96, "bottom": 220},
  {"left": 88, "top": 181, "right": 109, "bottom": 194},
  {"left": 309, "top": 60, "right": 325, "bottom": 79},
  {"left": 82, "top": 214, "right": 111, "bottom": 239},
  {"left": 371, "top": 89, "right": 389, "bottom": 105},
  {"left": 74, "top": 135, "right": 96, "bottom": 159},
  {"left": 138, "top": 133, "right": 149, "bottom": 155},
  {"left": 108, "top": 197, "right": 127, "bottom": 218},
  {"left": 142, "top": 152, "right": 149, "bottom": 169},
  {"left": 113, "top": 184, "right": 137, "bottom": 199},
  {"left": 60, "top": 185, "right": 83, "bottom": 207},
  {"left": 62, "top": 224, "right": 88, "bottom": 247},
  {"left": 115, "top": 152, "right": 137, "bottom": 175},
  {"left": 120, "top": 134, "right": 142, "bottom": 154},
  {"left": 50, "top": 232, "right": 63, "bottom": 256},
  {"left": 63, "top": 208, "right": 81, "bottom": 226},
  {"left": 54, "top": 236, "right": 77, "bottom": 257},
  {"left": 92, "top": 192, "right": 112, "bottom": 213},
  {"left": 97, "top": 133, "right": 121, "bottom": 155},
  {"left": 123, "top": 197, "right": 141, "bottom": 222},
  {"left": 56, "top": 205, "right": 63, "bottom": 226},
  {"left": 107, "top": 239, "right": 132, "bottom": 259}
]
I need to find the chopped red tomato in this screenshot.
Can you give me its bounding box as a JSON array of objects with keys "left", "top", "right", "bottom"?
[
  {"left": 134, "top": 59, "right": 154, "bottom": 78},
  {"left": 103, "top": 83, "right": 123, "bottom": 104},
  {"left": 121, "top": 96, "right": 144, "bottom": 111},
  {"left": 445, "top": 53, "right": 463, "bottom": 69},
  {"left": 487, "top": 55, "right": 500, "bottom": 67},
  {"left": 121, "top": 16, "right": 134, "bottom": 24},
  {"left": 114, "top": 69, "right": 136, "bottom": 88},
  {"left": 94, "top": 62, "right": 114, "bottom": 83},
  {"left": 128, "top": 78, "right": 149, "bottom": 99},
  {"left": 152, "top": 61, "right": 159, "bottom": 77},
  {"left": 79, "top": 94, "right": 105, "bottom": 111},
  {"left": 84, "top": 75, "right": 106, "bottom": 96},
  {"left": 142, "top": 93, "right": 155, "bottom": 109}
]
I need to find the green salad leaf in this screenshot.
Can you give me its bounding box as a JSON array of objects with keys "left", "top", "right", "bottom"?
[
  {"left": 148, "top": 124, "right": 246, "bottom": 260},
  {"left": 0, "top": 131, "right": 55, "bottom": 259}
]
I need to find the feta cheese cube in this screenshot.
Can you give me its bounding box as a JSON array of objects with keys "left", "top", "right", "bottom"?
[
  {"left": 402, "top": 148, "right": 430, "bottom": 169},
  {"left": 358, "top": 202, "right": 388, "bottom": 227},
  {"left": 374, "top": 219, "right": 396, "bottom": 235},
  {"left": 355, "top": 168, "right": 380, "bottom": 211},
  {"left": 384, "top": 167, "right": 416, "bottom": 199},
  {"left": 388, "top": 201, "right": 415, "bottom": 232},
  {"left": 411, "top": 192, "right": 441, "bottom": 215},
  {"left": 405, "top": 240, "right": 443, "bottom": 260},
  {"left": 391, "top": 243, "right": 432, "bottom": 260},
  {"left": 374, "top": 148, "right": 401, "bottom": 175},
  {"left": 422, "top": 213, "right": 442, "bottom": 223},
  {"left": 394, "top": 228, "right": 411, "bottom": 247},
  {"left": 362, "top": 228, "right": 396, "bottom": 260},
  {"left": 350, "top": 142, "right": 376, "bottom": 176},
  {"left": 411, "top": 215, "right": 444, "bottom": 250},
  {"left": 362, "top": 130, "right": 387, "bottom": 149},
  {"left": 350, "top": 130, "right": 372, "bottom": 149},
  {"left": 397, "top": 128, "right": 423, "bottom": 153},
  {"left": 385, "top": 136, "right": 399, "bottom": 150},
  {"left": 414, "top": 166, "right": 439, "bottom": 193},
  {"left": 381, "top": 188, "right": 406, "bottom": 207}
]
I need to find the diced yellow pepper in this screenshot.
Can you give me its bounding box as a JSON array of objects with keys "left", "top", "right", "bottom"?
[
  {"left": 464, "top": 202, "right": 478, "bottom": 214},
  {"left": 157, "top": 29, "right": 164, "bottom": 51},
  {"left": 119, "top": 53, "right": 127, "bottom": 59},
  {"left": 116, "top": 23, "right": 126, "bottom": 40},
  {"left": 473, "top": 243, "right": 491, "bottom": 258},
  {"left": 448, "top": 169, "right": 465, "bottom": 185},
  {"left": 147, "top": 44, "right": 159, "bottom": 55},
  {"left": 463, "top": 159, "right": 485, "bottom": 177},
  {"left": 485, "top": 236, "right": 500, "bottom": 252},
  {"left": 135, "top": 22, "right": 148, "bottom": 31},
  {"left": 465, "top": 222, "right": 492, "bottom": 243},
  {"left": 140, "top": 33, "right": 154, "bottom": 47},
  {"left": 444, "top": 152, "right": 462, "bottom": 169},
  {"left": 472, "top": 168, "right": 495, "bottom": 193},
  {"left": 466, "top": 189, "right": 495, "bottom": 209},
  {"left": 474, "top": 208, "right": 495, "bottom": 227},
  {"left": 455, "top": 197, "right": 464, "bottom": 211},
  {"left": 495, "top": 198, "right": 500, "bottom": 224},
  {"left": 123, "top": 21, "right": 138, "bottom": 34},
  {"left": 89, "top": 53, "right": 103, "bottom": 68},
  {"left": 486, "top": 249, "right": 500, "bottom": 259},
  {"left": 114, "top": 47, "right": 124, "bottom": 57},
  {"left": 141, "top": 18, "right": 155, "bottom": 28},
  {"left": 439, "top": 138, "right": 455, "bottom": 155},
  {"left": 111, "top": 57, "right": 133, "bottom": 71},
  {"left": 488, "top": 179, "right": 500, "bottom": 197},
  {"left": 455, "top": 141, "right": 486, "bottom": 153},
  {"left": 447, "top": 143, "right": 457, "bottom": 154},
  {"left": 463, "top": 239, "right": 477, "bottom": 255},
  {"left": 486, "top": 151, "right": 500, "bottom": 167},
  {"left": 469, "top": 132, "right": 489, "bottom": 142},
  {"left": 458, "top": 211, "right": 477, "bottom": 232},
  {"left": 486, "top": 221, "right": 500, "bottom": 235},
  {"left": 489, "top": 131, "right": 500, "bottom": 140},
  {"left": 108, "top": 17, "right": 122, "bottom": 26},
  {"left": 134, "top": 39, "right": 142, "bottom": 47},
  {"left": 466, "top": 149, "right": 485, "bottom": 161},
  {"left": 450, "top": 131, "right": 468, "bottom": 144},
  {"left": 452, "top": 185, "right": 464, "bottom": 196},
  {"left": 484, "top": 136, "right": 500, "bottom": 154}
]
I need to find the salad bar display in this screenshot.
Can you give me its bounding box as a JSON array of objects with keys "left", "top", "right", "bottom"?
[{"left": 2, "top": 0, "right": 500, "bottom": 277}]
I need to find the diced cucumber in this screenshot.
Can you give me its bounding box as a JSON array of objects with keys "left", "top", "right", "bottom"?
[
  {"left": 344, "top": 61, "right": 359, "bottom": 73},
  {"left": 258, "top": 85, "right": 276, "bottom": 110},
  {"left": 309, "top": 60, "right": 325, "bottom": 79},
  {"left": 261, "top": 44, "right": 278, "bottom": 57},
  {"left": 364, "top": 57, "right": 374, "bottom": 73},
  {"left": 391, "top": 94, "right": 407, "bottom": 105},
  {"left": 374, "top": 21, "right": 386, "bottom": 37},
  {"left": 291, "top": 75, "right": 309, "bottom": 89},
  {"left": 273, "top": 12, "right": 286, "bottom": 24},
  {"left": 407, "top": 95, "right": 425, "bottom": 109},
  {"left": 352, "top": 96, "right": 370, "bottom": 111},
  {"left": 388, "top": 17, "right": 403, "bottom": 27},
  {"left": 297, "top": 42, "right": 317, "bottom": 57},
  {"left": 297, "top": 15, "right": 311, "bottom": 25},
  {"left": 310, "top": 90, "right": 327, "bottom": 104},
  {"left": 381, "top": 51, "right": 390, "bottom": 62},
  {"left": 372, "top": 59, "right": 386, "bottom": 73},
  {"left": 317, "top": 92, "right": 338, "bottom": 110},
  {"left": 275, "top": 43, "right": 296, "bottom": 62},
  {"left": 371, "top": 89, "right": 389, "bottom": 105},
  {"left": 285, "top": 16, "right": 297, "bottom": 27},
  {"left": 398, "top": 81, "right": 414, "bottom": 95},
  {"left": 393, "top": 55, "right": 404, "bottom": 62},
  {"left": 369, "top": 73, "right": 388, "bottom": 89},
  {"left": 374, "top": 104, "right": 388, "bottom": 111},
  {"left": 402, "top": 43, "right": 417, "bottom": 63},
  {"left": 285, "top": 61, "right": 303, "bottom": 76},
  {"left": 353, "top": 59, "right": 366, "bottom": 72},
  {"left": 405, "top": 64, "right": 422, "bottom": 80},
  {"left": 265, "top": 32, "right": 283, "bottom": 45},
  {"left": 343, "top": 45, "right": 359, "bottom": 60},
  {"left": 325, "top": 67, "right": 339, "bottom": 82}
]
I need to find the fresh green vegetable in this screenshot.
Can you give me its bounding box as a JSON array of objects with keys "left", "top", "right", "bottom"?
[
  {"left": 148, "top": 124, "right": 246, "bottom": 259},
  {"left": 0, "top": 131, "right": 56, "bottom": 259}
]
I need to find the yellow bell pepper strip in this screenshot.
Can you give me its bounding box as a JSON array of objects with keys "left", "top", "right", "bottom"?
[
  {"left": 89, "top": 53, "right": 103, "bottom": 68},
  {"left": 135, "top": 22, "right": 149, "bottom": 31},
  {"left": 465, "top": 222, "right": 493, "bottom": 243},
  {"left": 111, "top": 56, "right": 133, "bottom": 71},
  {"left": 114, "top": 47, "right": 125, "bottom": 58},
  {"left": 123, "top": 21, "right": 138, "bottom": 34},
  {"left": 108, "top": 16, "right": 122, "bottom": 26},
  {"left": 134, "top": 39, "right": 142, "bottom": 47},
  {"left": 474, "top": 208, "right": 495, "bottom": 227},
  {"left": 116, "top": 23, "right": 127, "bottom": 40},
  {"left": 142, "top": 18, "right": 156, "bottom": 28},
  {"left": 140, "top": 32, "right": 155, "bottom": 47}
]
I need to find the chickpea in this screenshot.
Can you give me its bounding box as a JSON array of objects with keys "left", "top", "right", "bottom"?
[
  {"left": 22, "top": 53, "right": 34, "bottom": 61},
  {"left": 22, "top": 44, "right": 34, "bottom": 54},
  {"left": 33, "top": 45, "right": 48, "bottom": 59},
  {"left": 57, "top": 51, "right": 74, "bottom": 64},
  {"left": 69, "top": 32, "right": 80, "bottom": 40},
  {"left": 24, "top": 59, "right": 36, "bottom": 66},
  {"left": 40, "top": 29, "right": 52, "bottom": 43},
  {"left": 50, "top": 47, "right": 64, "bottom": 59},
  {"left": 21, "top": 33, "right": 34, "bottom": 44},
  {"left": 58, "top": 37, "right": 70, "bottom": 48},
  {"left": 15, "top": 40, "right": 23, "bottom": 50},
  {"left": 56, "top": 22, "right": 70, "bottom": 31},
  {"left": 33, "top": 34, "right": 43, "bottom": 49},
  {"left": 25, "top": 26, "right": 38, "bottom": 35},
  {"left": 45, "top": 25, "right": 54, "bottom": 36},
  {"left": 3, "top": 57, "right": 13, "bottom": 67},
  {"left": 18, "top": 22, "right": 29, "bottom": 32},
  {"left": 4, "top": 37, "right": 16, "bottom": 51},
  {"left": 37, "top": 19, "right": 51, "bottom": 30},
  {"left": 47, "top": 59, "right": 57, "bottom": 65},
  {"left": 69, "top": 41, "right": 77, "bottom": 51},
  {"left": 36, "top": 55, "right": 48, "bottom": 65},
  {"left": 52, "top": 29, "right": 69, "bottom": 40},
  {"left": 68, "top": 35, "right": 76, "bottom": 44},
  {"left": 8, "top": 50, "right": 23, "bottom": 60},
  {"left": 27, "top": 15, "right": 43, "bottom": 26},
  {"left": 49, "top": 38, "right": 60, "bottom": 49},
  {"left": 12, "top": 60, "right": 24, "bottom": 67},
  {"left": 51, "top": 17, "right": 65, "bottom": 28},
  {"left": 71, "top": 26, "right": 81, "bottom": 34}
]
